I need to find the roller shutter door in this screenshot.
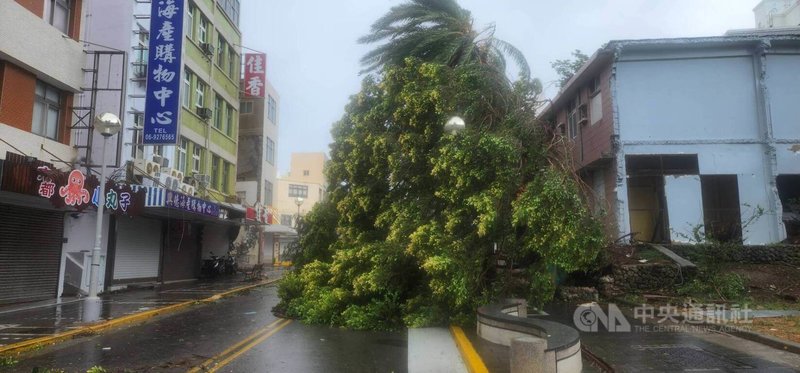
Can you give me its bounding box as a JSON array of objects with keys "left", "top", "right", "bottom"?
[
  {"left": 0, "top": 204, "right": 63, "bottom": 305},
  {"left": 113, "top": 217, "right": 161, "bottom": 280}
]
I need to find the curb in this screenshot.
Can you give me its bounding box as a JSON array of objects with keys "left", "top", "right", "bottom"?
[
  {"left": 609, "top": 298, "right": 800, "bottom": 356},
  {"left": 449, "top": 325, "right": 489, "bottom": 373},
  {"left": 708, "top": 323, "right": 800, "bottom": 355},
  {"left": 0, "top": 278, "right": 280, "bottom": 356}
]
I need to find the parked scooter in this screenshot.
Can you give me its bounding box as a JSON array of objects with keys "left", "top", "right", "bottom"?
[
  {"left": 201, "top": 251, "right": 225, "bottom": 278},
  {"left": 222, "top": 252, "right": 238, "bottom": 275}
]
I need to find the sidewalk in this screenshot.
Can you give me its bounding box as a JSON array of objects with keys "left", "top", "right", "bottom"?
[
  {"left": 542, "top": 303, "right": 800, "bottom": 372},
  {"left": 0, "top": 268, "right": 286, "bottom": 351}
]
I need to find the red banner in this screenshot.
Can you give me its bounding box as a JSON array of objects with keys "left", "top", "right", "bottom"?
[{"left": 243, "top": 53, "right": 266, "bottom": 98}]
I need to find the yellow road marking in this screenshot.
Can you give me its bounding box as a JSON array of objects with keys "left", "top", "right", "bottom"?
[
  {"left": 187, "top": 318, "right": 286, "bottom": 373},
  {"left": 0, "top": 278, "right": 281, "bottom": 356},
  {"left": 201, "top": 319, "right": 293, "bottom": 373},
  {"left": 449, "top": 325, "right": 489, "bottom": 373}
]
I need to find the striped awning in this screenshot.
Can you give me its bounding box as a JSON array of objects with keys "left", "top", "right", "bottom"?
[{"left": 130, "top": 185, "right": 165, "bottom": 207}]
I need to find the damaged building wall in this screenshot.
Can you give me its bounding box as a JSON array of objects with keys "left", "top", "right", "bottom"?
[{"left": 613, "top": 47, "right": 786, "bottom": 245}]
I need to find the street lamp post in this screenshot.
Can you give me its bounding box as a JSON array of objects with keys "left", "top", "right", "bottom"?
[
  {"left": 294, "top": 197, "right": 304, "bottom": 228},
  {"left": 88, "top": 113, "right": 122, "bottom": 300}
]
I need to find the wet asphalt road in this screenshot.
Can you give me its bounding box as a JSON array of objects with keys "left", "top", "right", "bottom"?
[{"left": 3, "top": 285, "right": 407, "bottom": 373}]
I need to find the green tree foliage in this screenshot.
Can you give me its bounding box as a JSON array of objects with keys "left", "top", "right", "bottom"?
[
  {"left": 275, "top": 58, "right": 605, "bottom": 329},
  {"left": 359, "top": 0, "right": 530, "bottom": 79},
  {"left": 551, "top": 49, "right": 589, "bottom": 88}
]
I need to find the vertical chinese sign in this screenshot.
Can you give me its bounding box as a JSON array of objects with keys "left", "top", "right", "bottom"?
[
  {"left": 143, "top": 0, "right": 185, "bottom": 145},
  {"left": 244, "top": 53, "right": 266, "bottom": 98}
]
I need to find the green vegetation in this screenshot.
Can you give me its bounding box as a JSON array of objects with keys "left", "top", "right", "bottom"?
[
  {"left": 0, "top": 356, "right": 18, "bottom": 368},
  {"left": 86, "top": 366, "right": 108, "bottom": 373},
  {"left": 551, "top": 49, "right": 589, "bottom": 88},
  {"left": 275, "top": 0, "right": 605, "bottom": 330}
]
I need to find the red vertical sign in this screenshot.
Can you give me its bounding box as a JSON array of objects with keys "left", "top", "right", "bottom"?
[{"left": 244, "top": 53, "right": 266, "bottom": 98}]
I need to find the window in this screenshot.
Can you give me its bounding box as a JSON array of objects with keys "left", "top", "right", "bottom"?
[
  {"left": 32, "top": 81, "right": 62, "bottom": 140},
  {"left": 133, "top": 27, "right": 149, "bottom": 78},
  {"left": 567, "top": 99, "right": 578, "bottom": 140},
  {"left": 265, "top": 137, "right": 275, "bottom": 165},
  {"left": 177, "top": 138, "right": 188, "bottom": 173},
  {"left": 222, "top": 161, "right": 230, "bottom": 193},
  {"left": 303, "top": 170, "right": 310, "bottom": 176},
  {"left": 195, "top": 79, "right": 206, "bottom": 108},
  {"left": 241, "top": 101, "right": 253, "bottom": 114},
  {"left": 131, "top": 113, "right": 145, "bottom": 159},
  {"left": 589, "top": 76, "right": 601, "bottom": 95},
  {"left": 183, "top": 70, "right": 192, "bottom": 108},
  {"left": 214, "top": 95, "right": 224, "bottom": 130},
  {"left": 288, "top": 184, "right": 308, "bottom": 198},
  {"left": 280, "top": 214, "right": 292, "bottom": 227},
  {"left": 153, "top": 145, "right": 164, "bottom": 157},
  {"left": 228, "top": 52, "right": 237, "bottom": 78},
  {"left": 185, "top": 3, "right": 195, "bottom": 40},
  {"left": 198, "top": 16, "right": 209, "bottom": 44},
  {"left": 192, "top": 145, "right": 201, "bottom": 173},
  {"left": 267, "top": 95, "right": 277, "bottom": 123},
  {"left": 211, "top": 154, "right": 221, "bottom": 188},
  {"left": 220, "top": 0, "right": 240, "bottom": 26},
  {"left": 226, "top": 104, "right": 234, "bottom": 136},
  {"left": 216, "top": 36, "right": 226, "bottom": 67},
  {"left": 264, "top": 180, "right": 273, "bottom": 206},
  {"left": 45, "top": 0, "right": 71, "bottom": 34}
]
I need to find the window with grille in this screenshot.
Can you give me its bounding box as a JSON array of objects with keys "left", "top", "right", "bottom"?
[{"left": 288, "top": 184, "right": 308, "bottom": 198}]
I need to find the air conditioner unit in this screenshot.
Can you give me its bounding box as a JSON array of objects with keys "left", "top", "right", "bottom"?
[
  {"left": 161, "top": 167, "right": 175, "bottom": 180},
  {"left": 132, "top": 159, "right": 148, "bottom": 176},
  {"left": 200, "top": 42, "right": 215, "bottom": 56},
  {"left": 193, "top": 173, "right": 211, "bottom": 187},
  {"left": 171, "top": 169, "right": 184, "bottom": 182},
  {"left": 577, "top": 103, "right": 589, "bottom": 125},
  {"left": 196, "top": 107, "right": 212, "bottom": 119},
  {"left": 159, "top": 174, "right": 180, "bottom": 190},
  {"left": 146, "top": 161, "right": 160, "bottom": 176},
  {"left": 181, "top": 183, "right": 196, "bottom": 196}
]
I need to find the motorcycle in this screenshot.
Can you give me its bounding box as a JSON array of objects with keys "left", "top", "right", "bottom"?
[{"left": 201, "top": 251, "right": 225, "bottom": 278}]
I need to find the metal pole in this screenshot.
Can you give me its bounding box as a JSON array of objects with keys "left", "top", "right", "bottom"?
[{"left": 88, "top": 136, "right": 109, "bottom": 300}]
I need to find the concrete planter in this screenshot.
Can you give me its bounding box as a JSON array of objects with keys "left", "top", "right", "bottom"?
[{"left": 476, "top": 299, "right": 582, "bottom": 373}]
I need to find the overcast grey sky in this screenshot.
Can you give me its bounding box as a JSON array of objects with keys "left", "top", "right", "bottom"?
[{"left": 240, "top": 0, "right": 757, "bottom": 174}]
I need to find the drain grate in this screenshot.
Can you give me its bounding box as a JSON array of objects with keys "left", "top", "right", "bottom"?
[{"left": 633, "top": 345, "right": 754, "bottom": 370}]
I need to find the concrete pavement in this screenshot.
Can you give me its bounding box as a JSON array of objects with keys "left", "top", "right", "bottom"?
[
  {"left": 1, "top": 281, "right": 409, "bottom": 373},
  {"left": 0, "top": 268, "right": 287, "bottom": 352}
]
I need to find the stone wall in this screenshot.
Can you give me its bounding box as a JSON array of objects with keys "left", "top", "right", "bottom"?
[
  {"left": 600, "top": 263, "right": 688, "bottom": 296},
  {"left": 669, "top": 245, "right": 800, "bottom": 266}
]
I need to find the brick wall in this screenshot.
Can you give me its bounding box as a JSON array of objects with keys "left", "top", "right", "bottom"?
[
  {"left": 0, "top": 62, "right": 35, "bottom": 132},
  {"left": 13, "top": 0, "right": 82, "bottom": 41},
  {"left": 0, "top": 61, "right": 72, "bottom": 145},
  {"left": 14, "top": 0, "right": 44, "bottom": 17},
  {"left": 550, "top": 63, "right": 619, "bottom": 240}
]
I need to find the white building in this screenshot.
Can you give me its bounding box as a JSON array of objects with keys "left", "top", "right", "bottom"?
[
  {"left": 755, "top": 0, "right": 800, "bottom": 29},
  {"left": 541, "top": 30, "right": 800, "bottom": 245}
]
